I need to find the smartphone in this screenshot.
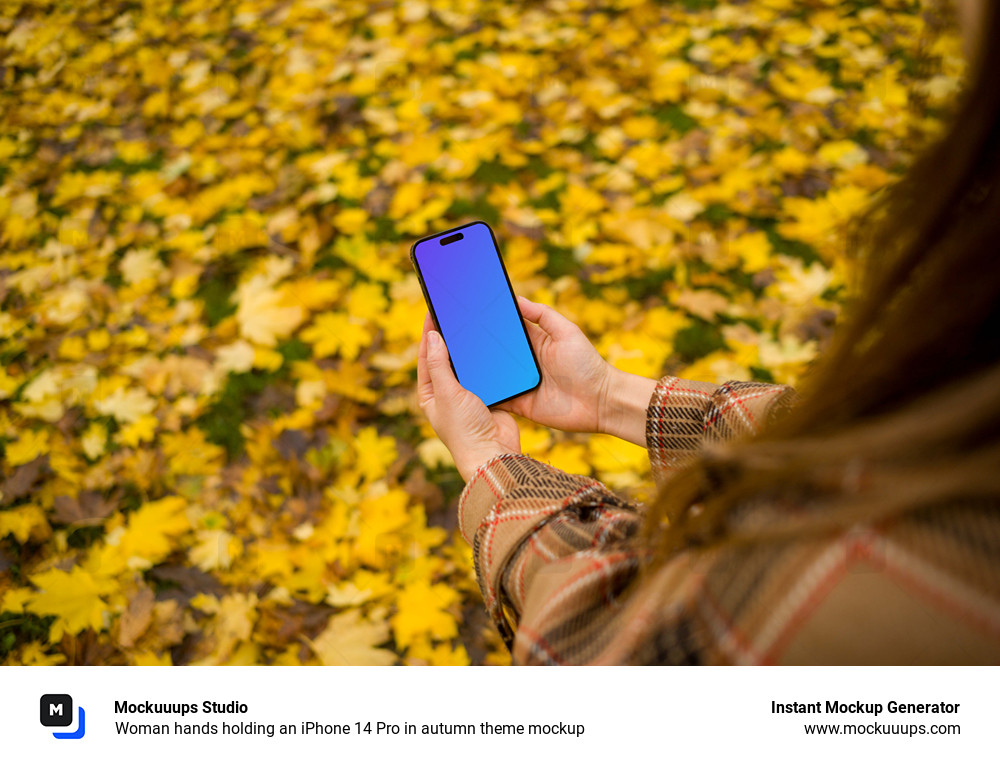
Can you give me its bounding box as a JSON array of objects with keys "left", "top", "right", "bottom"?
[{"left": 411, "top": 220, "right": 542, "bottom": 407}]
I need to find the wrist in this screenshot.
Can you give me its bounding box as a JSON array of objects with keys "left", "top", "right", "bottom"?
[
  {"left": 457, "top": 445, "right": 511, "bottom": 483},
  {"left": 598, "top": 367, "right": 658, "bottom": 447}
]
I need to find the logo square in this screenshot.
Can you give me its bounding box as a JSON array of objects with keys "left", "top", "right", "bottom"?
[{"left": 40, "top": 694, "right": 73, "bottom": 727}]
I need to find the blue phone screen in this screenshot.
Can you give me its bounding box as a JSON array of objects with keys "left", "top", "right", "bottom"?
[{"left": 413, "top": 222, "right": 540, "bottom": 407}]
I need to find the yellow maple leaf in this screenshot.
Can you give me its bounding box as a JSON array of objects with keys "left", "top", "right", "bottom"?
[
  {"left": 681, "top": 350, "right": 752, "bottom": 385},
  {"left": 310, "top": 609, "right": 396, "bottom": 665},
  {"left": 300, "top": 312, "right": 372, "bottom": 360},
  {"left": 392, "top": 580, "right": 459, "bottom": 650},
  {"left": 215, "top": 340, "right": 256, "bottom": 374},
  {"left": 191, "top": 592, "right": 258, "bottom": 665},
  {"left": 1, "top": 585, "right": 33, "bottom": 613},
  {"left": 285, "top": 278, "right": 342, "bottom": 312},
  {"left": 0, "top": 368, "right": 19, "bottom": 400},
  {"left": 388, "top": 181, "right": 426, "bottom": 219},
  {"left": 818, "top": 140, "right": 868, "bottom": 169},
  {"left": 110, "top": 496, "right": 190, "bottom": 571},
  {"left": 93, "top": 387, "right": 156, "bottom": 424},
  {"left": 18, "top": 641, "right": 67, "bottom": 666},
  {"left": 86, "top": 328, "right": 111, "bottom": 351},
  {"left": 406, "top": 637, "right": 470, "bottom": 666},
  {"left": 545, "top": 442, "right": 590, "bottom": 476},
  {"left": 731, "top": 231, "right": 773, "bottom": 273},
  {"left": 345, "top": 282, "right": 388, "bottom": 320},
  {"left": 354, "top": 426, "right": 398, "bottom": 483},
  {"left": 332, "top": 208, "right": 369, "bottom": 235},
  {"left": 326, "top": 570, "right": 394, "bottom": 607},
  {"left": 189, "top": 529, "right": 242, "bottom": 571},
  {"left": 235, "top": 274, "right": 305, "bottom": 347},
  {"left": 162, "top": 430, "right": 225, "bottom": 477},
  {"left": 116, "top": 413, "right": 158, "bottom": 447},
  {"left": 58, "top": 335, "right": 87, "bottom": 361},
  {"left": 416, "top": 437, "right": 454, "bottom": 470},
  {"left": 355, "top": 488, "right": 410, "bottom": 567},
  {"left": 130, "top": 649, "right": 172, "bottom": 666},
  {"left": 0, "top": 504, "right": 50, "bottom": 544},
  {"left": 588, "top": 434, "right": 648, "bottom": 474},
  {"left": 119, "top": 247, "right": 165, "bottom": 286},
  {"left": 4, "top": 429, "right": 49, "bottom": 466},
  {"left": 81, "top": 422, "right": 107, "bottom": 460},
  {"left": 28, "top": 566, "right": 115, "bottom": 641}
]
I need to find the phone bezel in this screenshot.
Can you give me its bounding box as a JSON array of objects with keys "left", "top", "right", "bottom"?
[{"left": 410, "top": 219, "right": 543, "bottom": 408}]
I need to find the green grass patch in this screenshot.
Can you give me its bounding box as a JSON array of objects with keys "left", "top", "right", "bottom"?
[
  {"left": 472, "top": 160, "right": 519, "bottom": 185},
  {"left": 446, "top": 196, "right": 500, "bottom": 226},
  {"left": 673, "top": 318, "right": 727, "bottom": 363},
  {"left": 195, "top": 258, "right": 242, "bottom": 326},
  {"left": 542, "top": 244, "right": 577, "bottom": 279},
  {"left": 653, "top": 104, "right": 699, "bottom": 135},
  {"left": 0, "top": 611, "right": 56, "bottom": 662},
  {"left": 196, "top": 370, "right": 281, "bottom": 459},
  {"left": 700, "top": 203, "right": 735, "bottom": 224}
]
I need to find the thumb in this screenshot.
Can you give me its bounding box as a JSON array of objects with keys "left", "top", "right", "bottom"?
[{"left": 426, "top": 331, "right": 462, "bottom": 396}]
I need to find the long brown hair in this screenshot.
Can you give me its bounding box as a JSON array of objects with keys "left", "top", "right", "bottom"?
[{"left": 642, "top": 2, "right": 1000, "bottom": 559}]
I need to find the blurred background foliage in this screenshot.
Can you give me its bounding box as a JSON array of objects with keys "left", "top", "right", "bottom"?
[{"left": 0, "top": 0, "right": 962, "bottom": 664}]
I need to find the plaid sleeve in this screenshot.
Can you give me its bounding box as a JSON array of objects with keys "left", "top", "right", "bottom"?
[
  {"left": 458, "top": 453, "right": 642, "bottom": 653},
  {"left": 646, "top": 376, "right": 797, "bottom": 486}
]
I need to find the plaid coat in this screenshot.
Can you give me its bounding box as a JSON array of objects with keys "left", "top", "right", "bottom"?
[{"left": 458, "top": 376, "right": 1000, "bottom": 664}]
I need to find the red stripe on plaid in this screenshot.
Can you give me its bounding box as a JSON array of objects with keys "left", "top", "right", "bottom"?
[
  {"left": 457, "top": 453, "right": 516, "bottom": 541},
  {"left": 481, "top": 510, "right": 541, "bottom": 566},
  {"left": 535, "top": 551, "right": 633, "bottom": 619},
  {"left": 717, "top": 388, "right": 767, "bottom": 429},
  {"left": 516, "top": 622, "right": 565, "bottom": 664},
  {"left": 698, "top": 583, "right": 767, "bottom": 664},
  {"left": 528, "top": 532, "right": 558, "bottom": 563},
  {"left": 760, "top": 541, "right": 853, "bottom": 664},
  {"left": 876, "top": 541, "right": 1000, "bottom": 640},
  {"left": 704, "top": 388, "right": 770, "bottom": 433},
  {"left": 658, "top": 377, "right": 713, "bottom": 400},
  {"left": 481, "top": 482, "right": 604, "bottom": 566},
  {"left": 516, "top": 545, "right": 530, "bottom": 604}
]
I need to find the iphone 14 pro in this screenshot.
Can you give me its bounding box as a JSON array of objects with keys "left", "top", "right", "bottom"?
[{"left": 410, "top": 220, "right": 542, "bottom": 407}]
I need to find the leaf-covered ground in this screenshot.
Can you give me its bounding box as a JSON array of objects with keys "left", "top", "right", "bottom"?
[{"left": 0, "top": 0, "right": 963, "bottom": 665}]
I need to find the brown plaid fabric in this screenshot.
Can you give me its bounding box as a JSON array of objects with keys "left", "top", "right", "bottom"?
[{"left": 458, "top": 375, "right": 1000, "bottom": 664}]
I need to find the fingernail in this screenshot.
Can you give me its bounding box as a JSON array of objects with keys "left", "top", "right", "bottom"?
[{"left": 428, "top": 331, "right": 441, "bottom": 348}]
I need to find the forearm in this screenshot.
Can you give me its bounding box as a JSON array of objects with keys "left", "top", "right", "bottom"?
[
  {"left": 458, "top": 453, "right": 640, "bottom": 646},
  {"left": 598, "top": 367, "right": 658, "bottom": 447},
  {"left": 645, "top": 376, "right": 798, "bottom": 485}
]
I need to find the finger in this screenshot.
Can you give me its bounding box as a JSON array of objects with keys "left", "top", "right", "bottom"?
[
  {"left": 493, "top": 398, "right": 525, "bottom": 417},
  {"left": 515, "top": 297, "right": 547, "bottom": 345},
  {"left": 417, "top": 338, "right": 433, "bottom": 409},
  {"left": 517, "top": 296, "right": 579, "bottom": 341},
  {"left": 522, "top": 317, "right": 546, "bottom": 348},
  {"left": 493, "top": 389, "right": 524, "bottom": 411},
  {"left": 517, "top": 295, "right": 543, "bottom": 323},
  {"left": 417, "top": 313, "right": 434, "bottom": 406},
  {"left": 425, "top": 330, "right": 463, "bottom": 398}
]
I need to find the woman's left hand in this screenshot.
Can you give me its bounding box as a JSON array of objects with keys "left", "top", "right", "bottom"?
[{"left": 417, "top": 313, "right": 521, "bottom": 482}]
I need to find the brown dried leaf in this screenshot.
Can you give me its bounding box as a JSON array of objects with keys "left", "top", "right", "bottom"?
[
  {"left": 51, "top": 489, "right": 119, "bottom": 526},
  {"left": 0, "top": 456, "right": 49, "bottom": 503},
  {"left": 257, "top": 600, "right": 335, "bottom": 647},
  {"left": 674, "top": 289, "right": 730, "bottom": 321},
  {"left": 275, "top": 429, "right": 310, "bottom": 460},
  {"left": 148, "top": 564, "right": 225, "bottom": 601},
  {"left": 118, "top": 587, "right": 155, "bottom": 648}
]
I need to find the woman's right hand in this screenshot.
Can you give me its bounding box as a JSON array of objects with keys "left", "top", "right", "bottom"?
[{"left": 499, "top": 297, "right": 657, "bottom": 447}]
